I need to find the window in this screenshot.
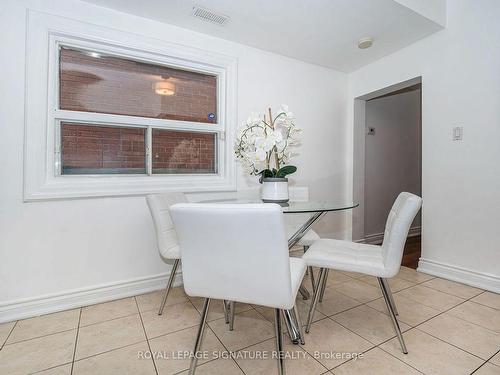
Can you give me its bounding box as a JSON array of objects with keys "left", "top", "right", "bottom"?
[
  {"left": 60, "top": 123, "right": 147, "bottom": 175},
  {"left": 59, "top": 48, "right": 218, "bottom": 123},
  {"left": 57, "top": 47, "right": 219, "bottom": 176},
  {"left": 151, "top": 129, "right": 217, "bottom": 174},
  {"left": 24, "top": 12, "right": 236, "bottom": 200}
]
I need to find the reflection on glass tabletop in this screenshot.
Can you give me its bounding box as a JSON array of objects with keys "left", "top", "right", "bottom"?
[{"left": 198, "top": 199, "right": 358, "bottom": 214}]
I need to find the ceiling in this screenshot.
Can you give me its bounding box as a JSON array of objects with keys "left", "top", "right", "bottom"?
[{"left": 82, "top": 0, "right": 445, "bottom": 73}]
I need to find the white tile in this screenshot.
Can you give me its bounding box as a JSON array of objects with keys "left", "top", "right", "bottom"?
[
  {"left": 149, "top": 325, "right": 225, "bottom": 374},
  {"left": 472, "top": 292, "right": 500, "bottom": 310},
  {"left": 135, "top": 287, "right": 188, "bottom": 313},
  {"left": 448, "top": 301, "right": 500, "bottom": 333},
  {"left": 419, "top": 313, "right": 500, "bottom": 360},
  {"left": 141, "top": 301, "right": 201, "bottom": 339},
  {"left": 474, "top": 363, "right": 500, "bottom": 375},
  {"left": 80, "top": 297, "right": 138, "bottom": 326},
  {"left": 235, "top": 337, "right": 327, "bottom": 375},
  {"left": 332, "top": 347, "right": 421, "bottom": 375},
  {"left": 335, "top": 280, "right": 382, "bottom": 303},
  {"left": 73, "top": 342, "right": 155, "bottom": 375},
  {"left": 76, "top": 314, "right": 145, "bottom": 360},
  {"left": 0, "top": 321, "right": 16, "bottom": 347},
  {"left": 301, "top": 318, "right": 373, "bottom": 369},
  {"left": 7, "top": 309, "right": 80, "bottom": 344},
  {"left": 380, "top": 328, "right": 483, "bottom": 375},
  {"left": 208, "top": 309, "right": 274, "bottom": 351},
  {"left": 396, "top": 285, "right": 464, "bottom": 311},
  {"left": 0, "top": 330, "right": 76, "bottom": 375},
  {"left": 367, "top": 294, "right": 441, "bottom": 326},
  {"left": 331, "top": 305, "right": 410, "bottom": 345},
  {"left": 421, "top": 278, "right": 483, "bottom": 299}
]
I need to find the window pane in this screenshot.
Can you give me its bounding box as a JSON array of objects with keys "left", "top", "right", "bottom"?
[
  {"left": 152, "top": 129, "right": 217, "bottom": 174},
  {"left": 59, "top": 47, "right": 217, "bottom": 124},
  {"left": 61, "top": 123, "right": 146, "bottom": 175}
]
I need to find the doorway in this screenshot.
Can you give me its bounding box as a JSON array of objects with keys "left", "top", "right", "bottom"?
[{"left": 352, "top": 77, "right": 422, "bottom": 268}]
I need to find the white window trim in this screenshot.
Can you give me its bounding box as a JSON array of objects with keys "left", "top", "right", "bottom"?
[{"left": 24, "top": 10, "right": 237, "bottom": 201}]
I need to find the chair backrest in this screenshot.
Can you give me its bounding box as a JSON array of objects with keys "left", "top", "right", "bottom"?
[
  {"left": 170, "top": 203, "right": 295, "bottom": 309},
  {"left": 146, "top": 193, "right": 186, "bottom": 260},
  {"left": 381, "top": 192, "right": 422, "bottom": 276}
]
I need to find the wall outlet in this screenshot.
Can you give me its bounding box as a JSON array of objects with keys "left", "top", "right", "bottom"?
[{"left": 452, "top": 126, "right": 463, "bottom": 141}]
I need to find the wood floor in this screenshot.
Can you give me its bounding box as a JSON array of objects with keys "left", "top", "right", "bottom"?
[{"left": 401, "top": 235, "right": 421, "bottom": 269}]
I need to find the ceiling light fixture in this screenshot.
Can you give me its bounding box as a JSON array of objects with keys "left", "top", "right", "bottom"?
[
  {"left": 358, "top": 37, "right": 374, "bottom": 49},
  {"left": 154, "top": 80, "right": 175, "bottom": 96}
]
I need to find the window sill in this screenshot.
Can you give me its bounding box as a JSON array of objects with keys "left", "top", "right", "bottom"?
[{"left": 24, "top": 174, "right": 236, "bottom": 201}]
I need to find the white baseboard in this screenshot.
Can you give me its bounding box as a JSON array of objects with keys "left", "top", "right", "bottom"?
[
  {"left": 0, "top": 271, "right": 183, "bottom": 324},
  {"left": 362, "top": 226, "right": 421, "bottom": 245},
  {"left": 418, "top": 258, "right": 500, "bottom": 293}
]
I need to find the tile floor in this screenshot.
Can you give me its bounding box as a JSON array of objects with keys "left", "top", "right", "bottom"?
[{"left": 1, "top": 267, "right": 499, "bottom": 375}]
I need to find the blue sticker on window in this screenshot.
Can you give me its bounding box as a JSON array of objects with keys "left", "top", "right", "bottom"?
[{"left": 208, "top": 113, "right": 216, "bottom": 120}]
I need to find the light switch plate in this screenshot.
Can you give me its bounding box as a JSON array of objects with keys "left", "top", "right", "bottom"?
[{"left": 452, "top": 126, "right": 463, "bottom": 141}]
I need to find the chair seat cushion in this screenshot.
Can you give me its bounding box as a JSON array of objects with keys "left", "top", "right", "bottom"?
[
  {"left": 290, "top": 257, "right": 307, "bottom": 301},
  {"left": 297, "top": 230, "right": 320, "bottom": 247},
  {"left": 302, "top": 239, "right": 388, "bottom": 277},
  {"left": 160, "top": 245, "right": 181, "bottom": 260}
]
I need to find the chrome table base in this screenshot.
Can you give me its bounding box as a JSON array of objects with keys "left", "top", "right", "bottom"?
[{"left": 284, "top": 211, "right": 325, "bottom": 344}]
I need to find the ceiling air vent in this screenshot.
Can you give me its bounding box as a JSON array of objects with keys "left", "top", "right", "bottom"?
[{"left": 191, "top": 6, "right": 229, "bottom": 26}]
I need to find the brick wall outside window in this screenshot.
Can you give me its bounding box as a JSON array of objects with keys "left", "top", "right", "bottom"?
[
  {"left": 152, "top": 129, "right": 216, "bottom": 174},
  {"left": 58, "top": 47, "right": 219, "bottom": 175},
  {"left": 61, "top": 123, "right": 146, "bottom": 174},
  {"left": 59, "top": 48, "right": 217, "bottom": 123}
]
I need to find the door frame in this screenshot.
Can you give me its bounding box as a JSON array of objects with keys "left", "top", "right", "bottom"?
[{"left": 352, "top": 76, "right": 422, "bottom": 242}]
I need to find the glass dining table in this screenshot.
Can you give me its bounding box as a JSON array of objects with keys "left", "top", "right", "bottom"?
[{"left": 200, "top": 198, "right": 359, "bottom": 344}]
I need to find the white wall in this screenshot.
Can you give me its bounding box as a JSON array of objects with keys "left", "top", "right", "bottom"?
[
  {"left": 348, "top": 0, "right": 500, "bottom": 291},
  {"left": 364, "top": 89, "right": 421, "bottom": 238},
  {"left": 0, "top": 0, "right": 349, "bottom": 321}
]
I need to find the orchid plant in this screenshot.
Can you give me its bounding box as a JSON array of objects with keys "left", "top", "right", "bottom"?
[{"left": 235, "top": 105, "right": 301, "bottom": 183}]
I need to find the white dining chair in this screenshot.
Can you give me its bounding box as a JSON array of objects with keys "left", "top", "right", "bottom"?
[
  {"left": 170, "top": 203, "right": 307, "bottom": 375},
  {"left": 302, "top": 192, "right": 422, "bottom": 354},
  {"left": 146, "top": 192, "right": 187, "bottom": 315},
  {"left": 297, "top": 229, "right": 320, "bottom": 292}
]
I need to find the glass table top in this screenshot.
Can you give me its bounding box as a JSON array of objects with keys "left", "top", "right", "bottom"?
[{"left": 198, "top": 199, "right": 359, "bottom": 214}]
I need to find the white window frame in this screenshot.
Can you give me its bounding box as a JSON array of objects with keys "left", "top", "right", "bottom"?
[{"left": 24, "top": 11, "right": 237, "bottom": 201}]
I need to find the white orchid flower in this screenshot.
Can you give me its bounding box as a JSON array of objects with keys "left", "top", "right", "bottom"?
[
  {"left": 273, "top": 129, "right": 283, "bottom": 143},
  {"left": 279, "top": 104, "right": 294, "bottom": 119},
  {"left": 263, "top": 134, "right": 276, "bottom": 151},
  {"left": 254, "top": 136, "right": 266, "bottom": 150},
  {"left": 254, "top": 148, "right": 267, "bottom": 162}
]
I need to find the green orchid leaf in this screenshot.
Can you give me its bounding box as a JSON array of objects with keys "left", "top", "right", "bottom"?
[
  {"left": 276, "top": 165, "right": 297, "bottom": 178},
  {"left": 258, "top": 169, "right": 274, "bottom": 183}
]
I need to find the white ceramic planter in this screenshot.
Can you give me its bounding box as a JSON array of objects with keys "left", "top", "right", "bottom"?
[{"left": 261, "top": 178, "right": 289, "bottom": 203}]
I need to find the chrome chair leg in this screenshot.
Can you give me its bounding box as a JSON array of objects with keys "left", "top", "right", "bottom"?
[
  {"left": 305, "top": 268, "right": 326, "bottom": 333},
  {"left": 303, "top": 245, "right": 316, "bottom": 294},
  {"left": 303, "top": 246, "right": 309, "bottom": 276},
  {"left": 292, "top": 304, "right": 305, "bottom": 345},
  {"left": 382, "top": 278, "right": 398, "bottom": 315},
  {"left": 318, "top": 269, "right": 329, "bottom": 302},
  {"left": 274, "top": 309, "right": 286, "bottom": 375},
  {"left": 378, "top": 278, "right": 407, "bottom": 354},
  {"left": 189, "top": 298, "right": 211, "bottom": 375},
  {"left": 281, "top": 309, "right": 294, "bottom": 343},
  {"left": 158, "top": 259, "right": 180, "bottom": 315},
  {"left": 308, "top": 267, "right": 316, "bottom": 295},
  {"left": 229, "top": 301, "right": 236, "bottom": 331},
  {"left": 223, "top": 300, "right": 230, "bottom": 324}
]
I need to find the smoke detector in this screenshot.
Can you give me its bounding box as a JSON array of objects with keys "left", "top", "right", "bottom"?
[
  {"left": 358, "top": 37, "right": 374, "bottom": 49},
  {"left": 192, "top": 6, "right": 230, "bottom": 26}
]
